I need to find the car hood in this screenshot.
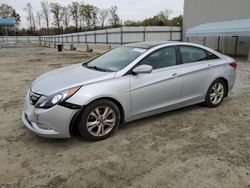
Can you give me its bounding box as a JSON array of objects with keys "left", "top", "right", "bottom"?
[{"left": 31, "top": 63, "right": 116, "bottom": 96}]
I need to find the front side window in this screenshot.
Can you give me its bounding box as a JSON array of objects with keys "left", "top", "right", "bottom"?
[
  {"left": 138, "top": 46, "right": 177, "bottom": 69},
  {"left": 85, "top": 47, "right": 146, "bottom": 72},
  {"left": 179, "top": 46, "right": 208, "bottom": 64}
]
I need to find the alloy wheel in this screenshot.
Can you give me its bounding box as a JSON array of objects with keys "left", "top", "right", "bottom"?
[
  {"left": 210, "top": 82, "right": 224, "bottom": 105},
  {"left": 86, "top": 106, "right": 116, "bottom": 137}
]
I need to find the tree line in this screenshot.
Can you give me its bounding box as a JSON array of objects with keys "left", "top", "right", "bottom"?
[{"left": 0, "top": 1, "right": 182, "bottom": 36}]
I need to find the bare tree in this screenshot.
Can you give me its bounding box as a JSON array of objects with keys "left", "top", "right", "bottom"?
[
  {"left": 109, "top": 6, "right": 120, "bottom": 27},
  {"left": 79, "top": 3, "right": 85, "bottom": 30},
  {"left": 41, "top": 0, "right": 50, "bottom": 32},
  {"left": 163, "top": 9, "right": 173, "bottom": 21},
  {"left": 79, "top": 3, "right": 99, "bottom": 30},
  {"left": 36, "top": 11, "right": 42, "bottom": 29},
  {"left": 92, "top": 6, "right": 99, "bottom": 29},
  {"left": 50, "top": 2, "right": 63, "bottom": 30},
  {"left": 70, "top": 1, "right": 80, "bottom": 31},
  {"left": 32, "top": 11, "right": 36, "bottom": 31},
  {"left": 61, "top": 6, "right": 71, "bottom": 29},
  {"left": 24, "top": 3, "right": 36, "bottom": 31},
  {"left": 99, "top": 9, "right": 109, "bottom": 29},
  {"left": 80, "top": 4, "right": 93, "bottom": 30},
  {"left": 159, "top": 9, "right": 173, "bottom": 25},
  {"left": 0, "top": 4, "right": 21, "bottom": 25}
]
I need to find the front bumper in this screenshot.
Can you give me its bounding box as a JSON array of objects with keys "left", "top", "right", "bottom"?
[{"left": 22, "top": 92, "right": 79, "bottom": 138}]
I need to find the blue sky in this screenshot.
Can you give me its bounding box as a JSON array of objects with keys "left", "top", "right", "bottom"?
[{"left": 0, "top": 0, "right": 184, "bottom": 28}]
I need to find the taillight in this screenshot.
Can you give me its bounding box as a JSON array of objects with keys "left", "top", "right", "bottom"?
[{"left": 229, "top": 62, "right": 237, "bottom": 69}]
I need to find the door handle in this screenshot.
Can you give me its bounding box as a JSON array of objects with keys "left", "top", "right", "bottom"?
[
  {"left": 208, "top": 64, "right": 213, "bottom": 68},
  {"left": 171, "top": 73, "right": 179, "bottom": 78}
]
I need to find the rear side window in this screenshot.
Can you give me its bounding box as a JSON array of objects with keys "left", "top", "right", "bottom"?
[
  {"left": 179, "top": 46, "right": 208, "bottom": 64},
  {"left": 207, "top": 51, "right": 219, "bottom": 60}
]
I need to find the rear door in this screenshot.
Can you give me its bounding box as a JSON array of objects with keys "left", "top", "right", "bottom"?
[
  {"left": 177, "top": 45, "right": 218, "bottom": 103},
  {"left": 130, "top": 46, "right": 182, "bottom": 116}
]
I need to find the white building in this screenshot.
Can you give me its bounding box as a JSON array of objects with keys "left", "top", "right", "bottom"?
[{"left": 183, "top": 0, "right": 250, "bottom": 56}]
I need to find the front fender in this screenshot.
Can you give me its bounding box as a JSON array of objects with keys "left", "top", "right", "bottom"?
[{"left": 66, "top": 76, "right": 131, "bottom": 120}]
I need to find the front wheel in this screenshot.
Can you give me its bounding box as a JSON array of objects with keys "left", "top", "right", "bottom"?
[
  {"left": 78, "top": 99, "right": 120, "bottom": 141},
  {"left": 205, "top": 79, "right": 226, "bottom": 107}
]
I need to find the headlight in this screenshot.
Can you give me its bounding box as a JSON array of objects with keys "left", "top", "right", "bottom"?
[{"left": 36, "top": 86, "right": 81, "bottom": 109}]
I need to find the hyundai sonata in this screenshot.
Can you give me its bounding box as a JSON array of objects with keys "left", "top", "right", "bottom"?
[{"left": 22, "top": 42, "right": 237, "bottom": 141}]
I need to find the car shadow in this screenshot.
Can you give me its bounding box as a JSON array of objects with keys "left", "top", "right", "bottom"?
[
  {"left": 119, "top": 103, "right": 205, "bottom": 131},
  {"left": 23, "top": 102, "right": 218, "bottom": 146}
]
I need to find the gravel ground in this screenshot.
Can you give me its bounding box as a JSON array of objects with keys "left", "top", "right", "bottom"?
[{"left": 0, "top": 47, "right": 249, "bottom": 188}]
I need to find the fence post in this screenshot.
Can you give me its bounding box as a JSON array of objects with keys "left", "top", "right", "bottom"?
[
  {"left": 106, "top": 29, "right": 108, "bottom": 44},
  {"left": 94, "top": 31, "right": 96, "bottom": 44},
  {"left": 71, "top": 35, "right": 73, "bottom": 43},
  {"left": 217, "top": 37, "right": 220, "bottom": 51},
  {"left": 203, "top": 37, "right": 206, "bottom": 46},
  {"left": 170, "top": 26, "right": 173, "bottom": 41},
  {"left": 78, "top": 34, "right": 80, "bottom": 44},
  {"left": 143, "top": 26, "right": 146, "bottom": 42},
  {"left": 235, "top": 36, "right": 238, "bottom": 56},
  {"left": 180, "top": 27, "right": 183, "bottom": 41},
  {"left": 62, "top": 36, "right": 64, "bottom": 48},
  {"left": 85, "top": 33, "right": 87, "bottom": 44},
  {"left": 39, "top": 36, "right": 41, "bottom": 45},
  {"left": 120, "top": 27, "right": 123, "bottom": 45}
]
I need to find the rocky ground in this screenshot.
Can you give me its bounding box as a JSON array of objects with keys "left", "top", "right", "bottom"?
[{"left": 0, "top": 47, "right": 249, "bottom": 188}]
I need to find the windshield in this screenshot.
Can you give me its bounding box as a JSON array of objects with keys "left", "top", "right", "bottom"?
[{"left": 84, "top": 46, "right": 146, "bottom": 72}]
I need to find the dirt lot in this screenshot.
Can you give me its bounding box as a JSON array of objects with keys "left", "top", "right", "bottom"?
[{"left": 0, "top": 47, "right": 249, "bottom": 188}]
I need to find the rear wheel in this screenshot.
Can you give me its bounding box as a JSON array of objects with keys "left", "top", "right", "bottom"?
[
  {"left": 205, "top": 79, "right": 226, "bottom": 107},
  {"left": 78, "top": 100, "right": 120, "bottom": 141}
]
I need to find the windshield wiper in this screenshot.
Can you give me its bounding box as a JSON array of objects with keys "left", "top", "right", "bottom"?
[
  {"left": 89, "top": 65, "right": 108, "bottom": 72},
  {"left": 82, "top": 63, "right": 113, "bottom": 72}
]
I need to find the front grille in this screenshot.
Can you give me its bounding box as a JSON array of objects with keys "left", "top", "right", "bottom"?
[{"left": 29, "top": 90, "right": 41, "bottom": 105}]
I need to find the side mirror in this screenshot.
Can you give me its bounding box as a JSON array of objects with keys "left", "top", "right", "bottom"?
[{"left": 132, "top": 65, "right": 153, "bottom": 74}]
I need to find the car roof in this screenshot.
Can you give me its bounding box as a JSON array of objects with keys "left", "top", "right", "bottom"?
[
  {"left": 115, "top": 41, "right": 226, "bottom": 77},
  {"left": 123, "top": 41, "right": 225, "bottom": 59},
  {"left": 124, "top": 41, "right": 176, "bottom": 49}
]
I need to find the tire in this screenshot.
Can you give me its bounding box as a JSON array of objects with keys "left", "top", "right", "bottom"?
[
  {"left": 205, "top": 79, "right": 226, "bottom": 107},
  {"left": 78, "top": 99, "right": 120, "bottom": 141}
]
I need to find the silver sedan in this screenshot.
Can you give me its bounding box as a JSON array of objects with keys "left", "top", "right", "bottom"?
[{"left": 22, "top": 42, "right": 237, "bottom": 141}]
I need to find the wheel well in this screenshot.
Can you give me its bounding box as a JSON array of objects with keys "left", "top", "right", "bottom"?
[
  {"left": 216, "top": 77, "right": 229, "bottom": 97},
  {"left": 98, "top": 97, "right": 125, "bottom": 124},
  {"left": 69, "top": 97, "right": 125, "bottom": 136}
]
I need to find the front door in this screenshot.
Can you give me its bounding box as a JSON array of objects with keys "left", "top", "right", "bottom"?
[{"left": 130, "top": 46, "right": 182, "bottom": 117}]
